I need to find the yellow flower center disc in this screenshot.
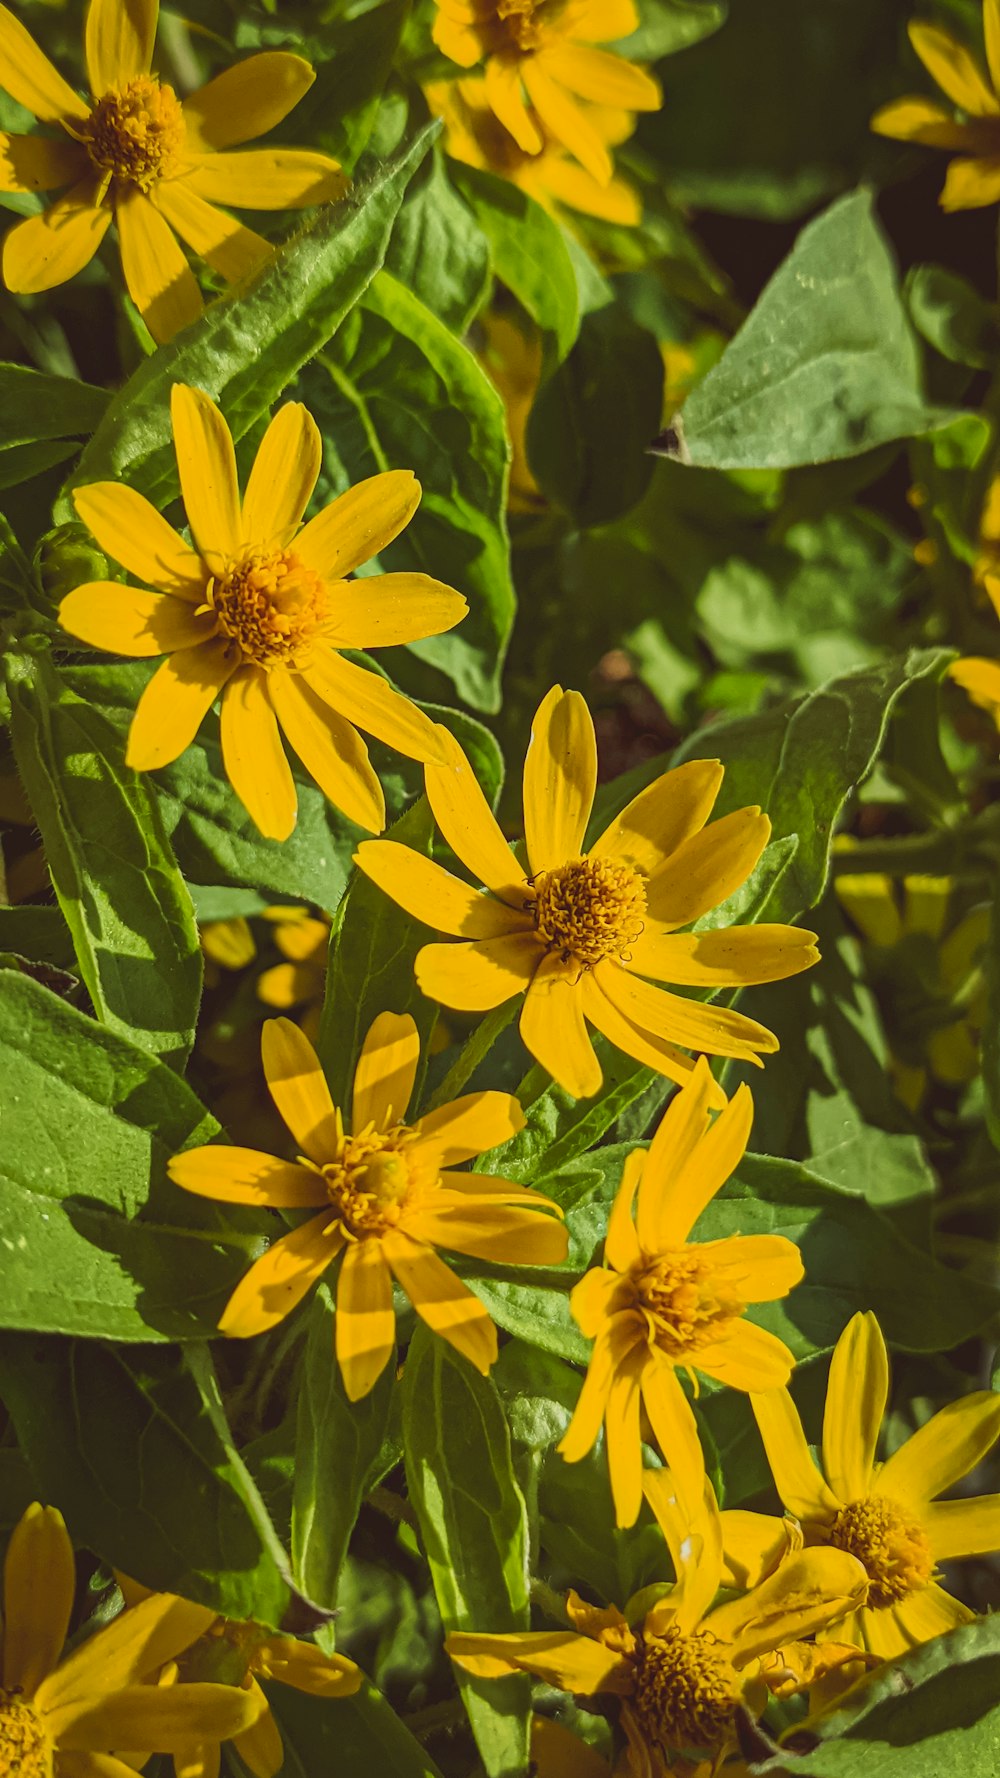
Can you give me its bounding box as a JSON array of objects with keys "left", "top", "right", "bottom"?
[
  {"left": 210, "top": 548, "right": 330, "bottom": 668},
  {"left": 80, "top": 76, "right": 184, "bottom": 191},
  {"left": 532, "top": 857, "right": 646, "bottom": 970},
  {"left": 495, "top": 0, "right": 548, "bottom": 51},
  {"left": 829, "top": 1495, "right": 934, "bottom": 1609},
  {"left": 0, "top": 1692, "right": 52, "bottom": 1778},
  {"left": 322, "top": 1129, "right": 422, "bottom": 1236},
  {"left": 630, "top": 1626, "right": 737, "bottom": 1759},
  {"left": 633, "top": 1249, "right": 744, "bottom": 1360}
]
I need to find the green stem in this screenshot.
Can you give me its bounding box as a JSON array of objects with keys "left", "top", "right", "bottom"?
[{"left": 424, "top": 999, "right": 518, "bottom": 1111}]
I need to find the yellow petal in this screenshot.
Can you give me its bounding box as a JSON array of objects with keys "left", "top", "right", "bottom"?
[
  {"left": 750, "top": 1387, "right": 841, "bottom": 1523},
  {"left": 181, "top": 53, "right": 316, "bottom": 152},
  {"left": 591, "top": 758, "right": 723, "bottom": 876},
  {"left": 869, "top": 95, "right": 981, "bottom": 147},
  {"left": 707, "top": 1546, "right": 867, "bottom": 1664},
  {"left": 257, "top": 961, "right": 314, "bottom": 1008},
  {"left": 184, "top": 148, "right": 346, "bottom": 210},
  {"left": 424, "top": 723, "right": 527, "bottom": 900},
  {"left": 540, "top": 42, "right": 660, "bottom": 110},
  {"left": 36, "top": 1596, "right": 215, "bottom": 1715},
  {"left": 631, "top": 923, "right": 820, "bottom": 989},
  {"left": 521, "top": 58, "right": 612, "bottom": 183},
  {"left": 822, "top": 1312, "right": 888, "bottom": 1504},
  {"left": 535, "top": 156, "right": 641, "bottom": 226},
  {"left": 908, "top": 21, "right": 999, "bottom": 116},
  {"left": 2, "top": 1503, "right": 75, "bottom": 1695},
  {"left": 922, "top": 1493, "right": 1000, "bottom": 1558},
  {"left": 303, "top": 650, "right": 446, "bottom": 763},
  {"left": 530, "top": 1716, "right": 610, "bottom": 1778},
  {"left": 941, "top": 153, "right": 1000, "bottom": 209},
  {"left": 353, "top": 1010, "right": 419, "bottom": 1132},
  {"left": 639, "top": 1364, "right": 707, "bottom": 1524},
  {"left": 604, "top": 1358, "right": 644, "bottom": 1528},
  {"left": 408, "top": 1201, "right": 568, "bottom": 1266},
  {"left": 326, "top": 572, "right": 468, "bottom": 649},
  {"left": 2, "top": 178, "right": 110, "bottom": 293},
  {"left": 643, "top": 1471, "right": 724, "bottom": 1632},
  {"left": 697, "top": 1320, "right": 795, "bottom": 1391},
  {"left": 51, "top": 1682, "right": 263, "bottom": 1753},
  {"left": 268, "top": 667, "right": 384, "bottom": 835},
  {"left": 72, "top": 483, "right": 206, "bottom": 598},
  {"left": 645, "top": 806, "right": 771, "bottom": 930},
  {"left": 484, "top": 56, "right": 543, "bottom": 153},
  {"left": 0, "top": 5, "right": 89, "bottom": 123},
  {"left": 886, "top": 1581, "right": 974, "bottom": 1650},
  {"left": 295, "top": 470, "right": 421, "bottom": 579},
  {"left": 412, "top": 1089, "right": 524, "bottom": 1166},
  {"left": 0, "top": 132, "right": 86, "bottom": 193},
  {"left": 858, "top": 1602, "right": 910, "bottom": 1661},
  {"left": 595, "top": 959, "right": 777, "bottom": 1063},
  {"left": 219, "top": 1212, "right": 343, "bottom": 1338},
  {"left": 878, "top": 1390, "right": 1000, "bottom": 1503},
  {"left": 170, "top": 384, "right": 243, "bottom": 560},
  {"left": 950, "top": 653, "right": 1000, "bottom": 709},
  {"left": 645, "top": 1069, "right": 747, "bottom": 1249},
  {"left": 416, "top": 934, "right": 540, "bottom": 1010},
  {"left": 835, "top": 871, "right": 902, "bottom": 947},
  {"left": 125, "top": 637, "right": 237, "bottom": 771},
  {"left": 383, "top": 1229, "right": 497, "bottom": 1372},
  {"left": 232, "top": 1687, "right": 282, "bottom": 1778},
  {"left": 719, "top": 1508, "right": 797, "bottom": 1591},
  {"left": 557, "top": 1327, "right": 617, "bottom": 1462},
  {"left": 569, "top": 0, "right": 639, "bottom": 41},
  {"left": 240, "top": 403, "right": 322, "bottom": 549},
  {"left": 988, "top": 0, "right": 1000, "bottom": 94},
  {"left": 260, "top": 1016, "right": 340, "bottom": 1163},
  {"left": 523, "top": 686, "right": 597, "bottom": 876},
  {"left": 353, "top": 840, "right": 529, "bottom": 938},
  {"left": 116, "top": 185, "right": 202, "bottom": 345},
  {"left": 152, "top": 178, "right": 271, "bottom": 285},
  {"left": 701, "top": 1233, "right": 803, "bottom": 1304},
  {"left": 85, "top": 0, "right": 156, "bottom": 95},
  {"left": 255, "top": 1638, "right": 360, "bottom": 1698},
  {"left": 446, "top": 1629, "right": 628, "bottom": 1694},
  {"left": 219, "top": 669, "right": 297, "bottom": 842},
  {"left": 579, "top": 968, "right": 723, "bottom": 1098},
  {"left": 167, "top": 1146, "right": 327, "bottom": 1208},
  {"left": 567, "top": 1265, "right": 622, "bottom": 1339},
  {"left": 603, "top": 1150, "right": 641, "bottom": 1272},
  {"left": 519, "top": 953, "right": 602, "bottom": 1098},
  {"left": 58, "top": 583, "right": 215, "bottom": 657},
  {"left": 336, "top": 1238, "right": 396, "bottom": 1400}
]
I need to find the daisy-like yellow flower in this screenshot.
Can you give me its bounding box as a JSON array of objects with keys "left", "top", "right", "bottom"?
[
  {"left": 950, "top": 471, "right": 1000, "bottom": 719},
  {"left": 169, "top": 1011, "right": 567, "bottom": 1397},
  {"left": 0, "top": 0, "right": 345, "bottom": 341},
  {"left": 871, "top": 1, "right": 1000, "bottom": 210},
  {"left": 257, "top": 907, "right": 331, "bottom": 1042},
  {"left": 426, "top": 77, "right": 641, "bottom": 224},
  {"left": 558, "top": 1057, "right": 804, "bottom": 1527},
  {"left": 728, "top": 1311, "right": 1000, "bottom": 1660},
  {"left": 59, "top": 385, "right": 466, "bottom": 841},
  {"left": 355, "top": 686, "right": 820, "bottom": 1101},
  {"left": 0, "top": 1502, "right": 263, "bottom": 1778},
  {"left": 432, "top": 0, "right": 660, "bottom": 185},
  {"left": 447, "top": 1472, "right": 867, "bottom": 1777}
]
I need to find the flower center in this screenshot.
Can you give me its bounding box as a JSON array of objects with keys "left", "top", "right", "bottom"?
[
  {"left": 79, "top": 77, "right": 184, "bottom": 192},
  {"left": 208, "top": 549, "right": 330, "bottom": 668},
  {"left": 496, "top": 0, "right": 547, "bottom": 50},
  {"left": 321, "top": 1129, "right": 422, "bottom": 1238},
  {"left": 630, "top": 1628, "right": 737, "bottom": 1759},
  {"left": 633, "top": 1249, "right": 744, "bottom": 1362},
  {"left": 0, "top": 1692, "right": 52, "bottom": 1778},
  {"left": 829, "top": 1496, "right": 934, "bottom": 1609},
  {"left": 531, "top": 857, "right": 646, "bottom": 970}
]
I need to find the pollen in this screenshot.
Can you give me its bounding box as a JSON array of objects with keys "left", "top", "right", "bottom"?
[
  {"left": 0, "top": 1691, "right": 52, "bottom": 1778},
  {"left": 632, "top": 1249, "right": 744, "bottom": 1361},
  {"left": 829, "top": 1495, "right": 934, "bottom": 1609},
  {"left": 321, "top": 1127, "right": 425, "bottom": 1237},
  {"left": 531, "top": 856, "right": 646, "bottom": 969},
  {"left": 79, "top": 76, "right": 184, "bottom": 192},
  {"left": 208, "top": 549, "right": 331, "bottom": 669},
  {"left": 630, "top": 1627, "right": 737, "bottom": 1758}
]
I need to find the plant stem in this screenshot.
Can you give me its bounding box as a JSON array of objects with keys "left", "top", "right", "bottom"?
[{"left": 424, "top": 999, "right": 518, "bottom": 1111}]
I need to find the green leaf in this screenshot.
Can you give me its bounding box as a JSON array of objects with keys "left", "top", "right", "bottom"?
[
  {"left": 982, "top": 881, "right": 1000, "bottom": 1154},
  {"left": 906, "top": 263, "right": 1000, "bottom": 370},
  {"left": 402, "top": 1323, "right": 531, "bottom": 1778},
  {"left": 0, "top": 1335, "right": 304, "bottom": 1627},
  {"left": 671, "top": 191, "right": 963, "bottom": 469},
  {"left": 279, "top": 0, "right": 412, "bottom": 172},
  {"left": 291, "top": 1283, "right": 397, "bottom": 1610},
  {"left": 5, "top": 649, "right": 201, "bottom": 1066},
  {"left": 449, "top": 162, "right": 581, "bottom": 361},
  {"left": 0, "top": 363, "right": 109, "bottom": 447},
  {"left": 0, "top": 905, "right": 75, "bottom": 970},
  {"left": 270, "top": 1678, "right": 445, "bottom": 1778},
  {"left": 617, "top": 0, "right": 727, "bottom": 58},
  {"left": 0, "top": 970, "right": 262, "bottom": 1340},
  {"left": 60, "top": 128, "right": 436, "bottom": 511},
  {"left": 387, "top": 151, "right": 491, "bottom": 331}
]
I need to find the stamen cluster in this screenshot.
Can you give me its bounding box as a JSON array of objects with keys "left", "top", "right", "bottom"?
[
  {"left": 495, "top": 0, "right": 549, "bottom": 51},
  {"left": 79, "top": 77, "right": 184, "bottom": 191},
  {"left": 630, "top": 1627, "right": 737, "bottom": 1757},
  {"left": 633, "top": 1250, "right": 744, "bottom": 1361},
  {"left": 829, "top": 1496, "right": 934, "bottom": 1609},
  {"left": 321, "top": 1128, "right": 423, "bottom": 1237},
  {"left": 0, "top": 1691, "right": 50, "bottom": 1778},
  {"left": 532, "top": 857, "right": 646, "bottom": 969},
  {"left": 209, "top": 549, "right": 330, "bottom": 668}
]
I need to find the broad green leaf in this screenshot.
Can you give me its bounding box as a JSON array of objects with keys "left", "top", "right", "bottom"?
[
  {"left": 906, "top": 263, "right": 1000, "bottom": 370},
  {"left": 617, "top": 0, "right": 727, "bottom": 58},
  {"left": 278, "top": 0, "right": 412, "bottom": 172},
  {"left": 270, "top": 1678, "right": 445, "bottom": 1778},
  {"left": 291, "top": 1283, "right": 397, "bottom": 1610},
  {"left": 0, "top": 1335, "right": 305, "bottom": 1627},
  {"left": 0, "top": 363, "right": 109, "bottom": 448},
  {"left": 6, "top": 649, "right": 201, "bottom": 1066},
  {"left": 387, "top": 151, "right": 491, "bottom": 331},
  {"left": 0, "top": 905, "right": 76, "bottom": 970},
  {"left": 450, "top": 163, "right": 581, "bottom": 361},
  {"left": 402, "top": 1323, "right": 531, "bottom": 1778},
  {"left": 671, "top": 191, "right": 962, "bottom": 468},
  {"left": 0, "top": 970, "right": 262, "bottom": 1340},
  {"left": 60, "top": 128, "right": 436, "bottom": 511}
]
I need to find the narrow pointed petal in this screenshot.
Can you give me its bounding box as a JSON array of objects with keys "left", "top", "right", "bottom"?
[
  {"left": 85, "top": 0, "right": 156, "bottom": 94},
  {"left": 591, "top": 758, "right": 723, "bottom": 876},
  {"left": 540, "top": 42, "right": 660, "bottom": 109},
  {"left": 596, "top": 959, "right": 777, "bottom": 1062},
  {"left": 630, "top": 924, "right": 820, "bottom": 989},
  {"left": 425, "top": 722, "right": 527, "bottom": 900},
  {"left": 558, "top": 1329, "right": 617, "bottom": 1461},
  {"left": 304, "top": 650, "right": 446, "bottom": 764},
  {"left": 116, "top": 186, "right": 202, "bottom": 345},
  {"left": 260, "top": 1017, "right": 340, "bottom": 1163},
  {"left": 644, "top": 807, "right": 771, "bottom": 930},
  {"left": 658, "top": 1083, "right": 753, "bottom": 1247},
  {"left": 639, "top": 1363, "right": 707, "bottom": 1521},
  {"left": 520, "top": 954, "right": 602, "bottom": 1098},
  {"left": 698, "top": 1321, "right": 795, "bottom": 1391},
  {"left": 269, "top": 668, "right": 384, "bottom": 835},
  {"left": 579, "top": 969, "right": 725, "bottom": 1099},
  {"left": 241, "top": 403, "right": 322, "bottom": 548},
  {"left": 51, "top": 1681, "right": 263, "bottom": 1752},
  {"left": 170, "top": 384, "right": 243, "bottom": 560},
  {"left": 0, "top": 6, "right": 89, "bottom": 123},
  {"left": 951, "top": 654, "right": 1000, "bottom": 707},
  {"left": 751, "top": 1388, "right": 841, "bottom": 1522},
  {"left": 219, "top": 1213, "right": 343, "bottom": 1338},
  {"left": 36, "top": 1596, "right": 215, "bottom": 1714},
  {"left": 185, "top": 149, "right": 346, "bottom": 209},
  {"left": 941, "top": 153, "right": 1000, "bottom": 209},
  {"left": 908, "top": 21, "right": 999, "bottom": 115},
  {"left": 521, "top": 58, "right": 612, "bottom": 183},
  {"left": 2, "top": 179, "right": 110, "bottom": 293},
  {"left": 567, "top": 1266, "right": 624, "bottom": 1340},
  {"left": 988, "top": 0, "right": 1000, "bottom": 94},
  {"left": 383, "top": 1230, "right": 496, "bottom": 1372},
  {"left": 638, "top": 1057, "right": 721, "bottom": 1249},
  {"left": 569, "top": 0, "right": 640, "bottom": 40},
  {"left": 410, "top": 1203, "right": 568, "bottom": 1266},
  {"left": 446, "top": 1629, "right": 628, "bottom": 1694},
  {"left": 823, "top": 1312, "right": 888, "bottom": 1503},
  {"left": 869, "top": 96, "right": 981, "bottom": 147},
  {"left": 325, "top": 573, "right": 467, "bottom": 649},
  {"left": 353, "top": 840, "right": 528, "bottom": 938},
  {"left": 125, "top": 637, "right": 237, "bottom": 771},
  {"left": 152, "top": 179, "right": 270, "bottom": 285},
  {"left": 220, "top": 669, "right": 296, "bottom": 842},
  {"left": 295, "top": 470, "right": 421, "bottom": 580},
  {"left": 72, "top": 483, "right": 206, "bottom": 597},
  {"left": 888, "top": 1581, "right": 974, "bottom": 1650},
  {"left": 484, "top": 56, "right": 543, "bottom": 153},
  {"left": 604, "top": 1151, "right": 642, "bottom": 1272},
  {"left": 58, "top": 584, "right": 215, "bottom": 657},
  {"left": 2, "top": 1503, "right": 75, "bottom": 1694},
  {"left": 539, "top": 157, "right": 641, "bottom": 225},
  {"left": 232, "top": 1685, "right": 282, "bottom": 1778},
  {"left": 0, "top": 132, "right": 86, "bottom": 193},
  {"left": 701, "top": 1233, "right": 803, "bottom": 1304},
  {"left": 416, "top": 934, "right": 539, "bottom": 1010},
  {"left": 167, "top": 1146, "right": 327, "bottom": 1208},
  {"left": 181, "top": 53, "right": 316, "bottom": 151},
  {"left": 412, "top": 1089, "right": 524, "bottom": 1166},
  {"left": 352, "top": 1010, "right": 419, "bottom": 1132},
  {"left": 923, "top": 1494, "right": 1000, "bottom": 1559},
  {"left": 336, "top": 1239, "right": 396, "bottom": 1400},
  {"left": 643, "top": 1471, "right": 724, "bottom": 1632},
  {"left": 878, "top": 1391, "right": 1000, "bottom": 1503},
  {"left": 256, "top": 1638, "right": 360, "bottom": 1697},
  {"left": 523, "top": 686, "right": 597, "bottom": 876},
  {"left": 604, "top": 1359, "right": 644, "bottom": 1528},
  {"left": 858, "top": 1603, "right": 909, "bottom": 1661}
]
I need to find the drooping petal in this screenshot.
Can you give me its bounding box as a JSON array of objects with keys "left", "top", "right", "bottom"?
[
  {"left": 579, "top": 969, "right": 724, "bottom": 1099},
  {"left": 603, "top": 1151, "right": 642, "bottom": 1272},
  {"left": 639, "top": 1363, "right": 707, "bottom": 1522},
  {"left": 116, "top": 185, "right": 202, "bottom": 345},
  {"left": 520, "top": 954, "right": 602, "bottom": 1098},
  {"left": 335, "top": 1239, "right": 397, "bottom": 1401},
  {"left": 2, "top": 1503, "right": 75, "bottom": 1695},
  {"left": 521, "top": 57, "right": 612, "bottom": 184},
  {"left": 240, "top": 403, "right": 322, "bottom": 548},
  {"left": 220, "top": 669, "right": 297, "bottom": 842},
  {"left": 557, "top": 1328, "right": 618, "bottom": 1462},
  {"left": 642, "top": 1471, "right": 724, "bottom": 1633},
  {"left": 719, "top": 1508, "right": 797, "bottom": 1591},
  {"left": 908, "top": 21, "right": 999, "bottom": 115},
  {"left": 231, "top": 1685, "right": 282, "bottom": 1778},
  {"left": 409, "top": 1202, "right": 568, "bottom": 1266},
  {"left": 416, "top": 935, "right": 540, "bottom": 1010},
  {"left": 72, "top": 483, "right": 206, "bottom": 598},
  {"left": 304, "top": 650, "right": 446, "bottom": 764},
  {"left": 887, "top": 1582, "right": 974, "bottom": 1650},
  {"left": 184, "top": 149, "right": 347, "bottom": 210},
  {"left": 352, "top": 840, "right": 529, "bottom": 939},
  {"left": 383, "top": 1230, "right": 496, "bottom": 1373},
  {"left": 595, "top": 959, "right": 777, "bottom": 1063},
  {"left": 641, "top": 1061, "right": 739, "bottom": 1249},
  {"left": 167, "top": 1146, "right": 327, "bottom": 1208},
  {"left": 446, "top": 1628, "right": 629, "bottom": 1694},
  {"left": 260, "top": 1016, "right": 340, "bottom": 1163},
  {"left": 522, "top": 686, "right": 597, "bottom": 876},
  {"left": 218, "top": 1212, "right": 343, "bottom": 1338},
  {"left": 2, "top": 179, "right": 110, "bottom": 293},
  {"left": 750, "top": 1387, "right": 841, "bottom": 1523},
  {"left": 325, "top": 572, "right": 468, "bottom": 649},
  {"left": 36, "top": 1596, "right": 215, "bottom": 1715},
  {"left": 822, "top": 1312, "right": 888, "bottom": 1504},
  {"left": 941, "top": 153, "right": 1000, "bottom": 209},
  {"left": 125, "top": 637, "right": 237, "bottom": 771},
  {"left": 49, "top": 1681, "right": 263, "bottom": 1753},
  {"left": 878, "top": 1390, "right": 1000, "bottom": 1503},
  {"left": 295, "top": 470, "right": 421, "bottom": 579},
  {"left": 181, "top": 53, "right": 316, "bottom": 151},
  {"left": 152, "top": 179, "right": 271, "bottom": 286},
  {"left": 644, "top": 806, "right": 771, "bottom": 930},
  {"left": 630, "top": 924, "right": 820, "bottom": 989},
  {"left": 922, "top": 1493, "right": 1000, "bottom": 1559},
  {"left": 0, "top": 132, "right": 86, "bottom": 193},
  {"left": 540, "top": 42, "right": 661, "bottom": 110},
  {"left": 0, "top": 6, "right": 89, "bottom": 124},
  {"left": 566, "top": 1266, "right": 625, "bottom": 1340},
  {"left": 411, "top": 1090, "right": 524, "bottom": 1166},
  {"left": 268, "top": 668, "right": 385, "bottom": 836},
  {"left": 591, "top": 758, "right": 723, "bottom": 877},
  {"left": 85, "top": 0, "right": 156, "bottom": 96},
  {"left": 352, "top": 1010, "right": 419, "bottom": 1133},
  {"left": 424, "top": 722, "right": 527, "bottom": 901},
  {"left": 255, "top": 1638, "right": 360, "bottom": 1697},
  {"left": 869, "top": 95, "right": 982, "bottom": 147},
  {"left": 701, "top": 1233, "right": 804, "bottom": 1304},
  {"left": 484, "top": 55, "right": 543, "bottom": 154},
  {"left": 604, "top": 1358, "right": 644, "bottom": 1528},
  {"left": 170, "top": 383, "right": 243, "bottom": 561},
  {"left": 698, "top": 1320, "right": 796, "bottom": 1392},
  {"left": 58, "top": 583, "right": 215, "bottom": 657},
  {"left": 707, "top": 1546, "right": 868, "bottom": 1666}
]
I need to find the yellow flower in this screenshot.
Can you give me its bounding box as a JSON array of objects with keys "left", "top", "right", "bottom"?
[
  {"left": 169, "top": 1011, "right": 567, "bottom": 1397},
  {"left": 355, "top": 686, "right": 820, "bottom": 1100},
  {"left": 426, "top": 76, "right": 641, "bottom": 224},
  {"left": 432, "top": 0, "right": 660, "bottom": 185},
  {"left": 257, "top": 907, "right": 331, "bottom": 1042},
  {"left": 475, "top": 309, "right": 546, "bottom": 514},
  {"left": 558, "top": 1057, "right": 803, "bottom": 1526},
  {"left": 0, "top": 1502, "right": 263, "bottom": 1778},
  {"left": 201, "top": 916, "right": 257, "bottom": 978},
  {"left": 951, "top": 472, "right": 1000, "bottom": 719},
  {"left": 58, "top": 384, "right": 466, "bottom": 840},
  {"left": 530, "top": 1715, "right": 611, "bottom": 1778},
  {"left": 0, "top": 0, "right": 345, "bottom": 341},
  {"left": 447, "top": 1472, "right": 867, "bottom": 1775},
  {"left": 729, "top": 1311, "right": 1000, "bottom": 1660},
  {"left": 871, "top": 2, "right": 1000, "bottom": 210}
]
